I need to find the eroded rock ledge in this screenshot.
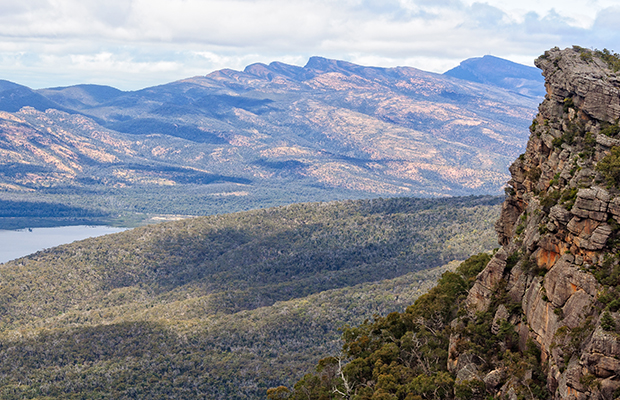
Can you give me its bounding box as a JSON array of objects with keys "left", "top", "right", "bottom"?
[{"left": 451, "top": 47, "right": 620, "bottom": 400}]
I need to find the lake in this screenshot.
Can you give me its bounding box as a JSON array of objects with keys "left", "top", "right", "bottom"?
[{"left": 0, "top": 225, "right": 127, "bottom": 264}]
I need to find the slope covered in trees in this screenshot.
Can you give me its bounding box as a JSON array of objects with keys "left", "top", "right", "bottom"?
[
  {"left": 0, "top": 196, "right": 500, "bottom": 399},
  {"left": 278, "top": 253, "right": 501, "bottom": 400}
]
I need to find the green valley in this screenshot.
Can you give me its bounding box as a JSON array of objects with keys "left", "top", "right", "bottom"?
[{"left": 0, "top": 196, "right": 500, "bottom": 399}]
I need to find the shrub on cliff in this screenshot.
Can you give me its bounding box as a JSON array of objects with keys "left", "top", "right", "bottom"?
[{"left": 596, "top": 146, "right": 620, "bottom": 188}]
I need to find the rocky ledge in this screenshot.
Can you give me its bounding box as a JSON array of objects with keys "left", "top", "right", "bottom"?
[{"left": 450, "top": 47, "right": 620, "bottom": 399}]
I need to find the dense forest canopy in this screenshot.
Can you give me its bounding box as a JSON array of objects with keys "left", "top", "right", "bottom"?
[{"left": 0, "top": 196, "right": 501, "bottom": 399}]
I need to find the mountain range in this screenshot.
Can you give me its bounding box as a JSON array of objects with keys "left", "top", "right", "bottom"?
[{"left": 0, "top": 55, "right": 542, "bottom": 227}]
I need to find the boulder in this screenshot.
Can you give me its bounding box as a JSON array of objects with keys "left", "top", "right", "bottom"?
[{"left": 483, "top": 369, "right": 504, "bottom": 389}]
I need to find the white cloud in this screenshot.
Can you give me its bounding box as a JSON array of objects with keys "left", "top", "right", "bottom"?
[
  {"left": 0, "top": 0, "right": 616, "bottom": 89},
  {"left": 67, "top": 52, "right": 181, "bottom": 74}
]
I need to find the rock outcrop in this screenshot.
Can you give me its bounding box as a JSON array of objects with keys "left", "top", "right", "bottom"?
[{"left": 450, "top": 47, "right": 620, "bottom": 399}]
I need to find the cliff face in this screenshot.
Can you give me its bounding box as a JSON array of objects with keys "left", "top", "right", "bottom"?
[{"left": 451, "top": 47, "right": 620, "bottom": 399}]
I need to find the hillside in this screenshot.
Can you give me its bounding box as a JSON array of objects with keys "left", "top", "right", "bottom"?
[
  {"left": 0, "top": 56, "right": 540, "bottom": 227},
  {"left": 0, "top": 195, "right": 501, "bottom": 399},
  {"left": 285, "top": 47, "right": 620, "bottom": 400}
]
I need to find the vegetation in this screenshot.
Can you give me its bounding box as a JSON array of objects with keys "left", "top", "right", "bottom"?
[
  {"left": 0, "top": 196, "right": 501, "bottom": 398},
  {"left": 279, "top": 249, "right": 553, "bottom": 400},
  {"left": 601, "top": 311, "right": 616, "bottom": 331},
  {"left": 279, "top": 253, "right": 495, "bottom": 400},
  {"left": 0, "top": 267, "right": 456, "bottom": 400},
  {"left": 600, "top": 122, "right": 620, "bottom": 137},
  {"left": 596, "top": 146, "right": 620, "bottom": 189},
  {"left": 0, "top": 182, "right": 384, "bottom": 229},
  {"left": 594, "top": 48, "right": 620, "bottom": 72},
  {"left": 0, "top": 199, "right": 111, "bottom": 229},
  {"left": 573, "top": 46, "right": 620, "bottom": 72}
]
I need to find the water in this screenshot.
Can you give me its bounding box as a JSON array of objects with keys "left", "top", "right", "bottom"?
[{"left": 0, "top": 225, "right": 127, "bottom": 264}]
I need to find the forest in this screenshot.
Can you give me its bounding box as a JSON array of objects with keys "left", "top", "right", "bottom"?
[
  {"left": 276, "top": 252, "right": 545, "bottom": 400},
  {"left": 0, "top": 195, "right": 501, "bottom": 398}
]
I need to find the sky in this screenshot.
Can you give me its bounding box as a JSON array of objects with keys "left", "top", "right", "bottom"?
[{"left": 0, "top": 0, "right": 619, "bottom": 90}]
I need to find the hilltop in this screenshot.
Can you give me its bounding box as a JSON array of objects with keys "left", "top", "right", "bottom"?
[{"left": 444, "top": 55, "right": 545, "bottom": 98}]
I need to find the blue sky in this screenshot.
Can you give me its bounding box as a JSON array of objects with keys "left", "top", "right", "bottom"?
[{"left": 0, "top": 0, "right": 618, "bottom": 90}]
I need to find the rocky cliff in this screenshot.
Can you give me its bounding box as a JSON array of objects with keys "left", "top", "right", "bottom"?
[{"left": 450, "top": 47, "right": 620, "bottom": 399}]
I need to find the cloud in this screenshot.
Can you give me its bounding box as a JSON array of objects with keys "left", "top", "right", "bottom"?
[
  {"left": 593, "top": 6, "right": 620, "bottom": 33},
  {"left": 0, "top": 0, "right": 617, "bottom": 89},
  {"left": 467, "top": 2, "right": 507, "bottom": 27},
  {"left": 67, "top": 52, "right": 180, "bottom": 74}
]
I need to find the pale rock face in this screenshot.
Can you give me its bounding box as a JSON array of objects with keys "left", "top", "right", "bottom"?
[
  {"left": 455, "top": 47, "right": 620, "bottom": 399},
  {"left": 522, "top": 277, "right": 561, "bottom": 350},
  {"left": 484, "top": 369, "right": 504, "bottom": 389},
  {"left": 466, "top": 247, "right": 509, "bottom": 312},
  {"left": 543, "top": 255, "right": 598, "bottom": 308},
  {"left": 588, "top": 326, "right": 620, "bottom": 358},
  {"left": 571, "top": 188, "right": 609, "bottom": 221},
  {"left": 586, "top": 354, "right": 620, "bottom": 379}
]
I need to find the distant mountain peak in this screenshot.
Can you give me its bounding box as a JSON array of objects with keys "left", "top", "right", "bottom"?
[
  {"left": 304, "top": 56, "right": 362, "bottom": 73},
  {"left": 267, "top": 61, "right": 306, "bottom": 78},
  {"left": 243, "top": 61, "right": 308, "bottom": 81},
  {"left": 243, "top": 62, "right": 273, "bottom": 77},
  {"left": 242, "top": 57, "right": 371, "bottom": 81},
  {"left": 444, "top": 54, "right": 545, "bottom": 98}
]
